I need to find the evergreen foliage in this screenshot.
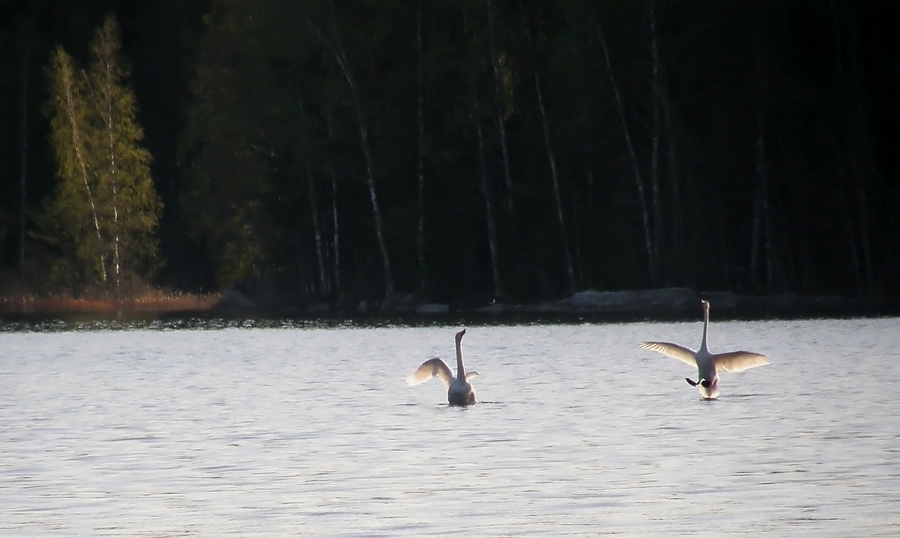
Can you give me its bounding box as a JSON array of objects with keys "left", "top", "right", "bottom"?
[{"left": 39, "top": 15, "right": 162, "bottom": 294}]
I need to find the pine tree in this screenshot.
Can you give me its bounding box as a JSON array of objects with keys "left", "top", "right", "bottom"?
[{"left": 40, "top": 16, "right": 162, "bottom": 295}]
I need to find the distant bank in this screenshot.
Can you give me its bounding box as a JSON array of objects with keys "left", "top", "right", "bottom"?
[{"left": 2, "top": 288, "right": 897, "bottom": 322}]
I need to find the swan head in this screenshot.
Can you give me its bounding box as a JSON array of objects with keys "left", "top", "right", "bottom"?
[
  {"left": 700, "top": 378, "right": 711, "bottom": 389},
  {"left": 455, "top": 329, "right": 466, "bottom": 343},
  {"left": 701, "top": 299, "right": 709, "bottom": 312}
]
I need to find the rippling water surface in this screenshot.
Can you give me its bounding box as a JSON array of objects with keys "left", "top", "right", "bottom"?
[{"left": 1, "top": 317, "right": 899, "bottom": 536}]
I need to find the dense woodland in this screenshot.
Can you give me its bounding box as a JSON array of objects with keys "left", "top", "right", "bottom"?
[{"left": 1, "top": 0, "right": 899, "bottom": 308}]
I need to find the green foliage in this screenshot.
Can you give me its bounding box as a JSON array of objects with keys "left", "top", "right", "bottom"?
[
  {"left": 179, "top": 1, "right": 284, "bottom": 288},
  {"left": 39, "top": 16, "right": 162, "bottom": 294},
  {"left": 89, "top": 17, "right": 163, "bottom": 283},
  {"left": 40, "top": 45, "right": 104, "bottom": 283}
]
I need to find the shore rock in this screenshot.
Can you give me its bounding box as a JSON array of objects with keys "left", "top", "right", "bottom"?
[
  {"left": 416, "top": 303, "right": 450, "bottom": 314},
  {"left": 221, "top": 289, "right": 255, "bottom": 311}
]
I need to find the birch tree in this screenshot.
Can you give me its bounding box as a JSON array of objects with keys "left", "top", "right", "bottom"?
[
  {"left": 40, "top": 16, "right": 162, "bottom": 292},
  {"left": 89, "top": 16, "right": 162, "bottom": 292},
  {"left": 521, "top": 5, "right": 575, "bottom": 295},
  {"left": 304, "top": 1, "right": 396, "bottom": 302},
  {"left": 298, "top": 92, "right": 328, "bottom": 295},
  {"left": 465, "top": 5, "right": 503, "bottom": 300},
  {"left": 485, "top": 0, "right": 516, "bottom": 218},
  {"left": 595, "top": 14, "right": 655, "bottom": 286},
  {"left": 41, "top": 46, "right": 107, "bottom": 284}
]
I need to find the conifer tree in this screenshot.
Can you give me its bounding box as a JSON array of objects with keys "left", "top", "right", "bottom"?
[
  {"left": 89, "top": 16, "right": 163, "bottom": 292},
  {"left": 40, "top": 15, "right": 162, "bottom": 294}
]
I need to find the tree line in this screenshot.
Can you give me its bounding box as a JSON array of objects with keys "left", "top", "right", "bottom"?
[{"left": 1, "top": 0, "right": 898, "bottom": 306}]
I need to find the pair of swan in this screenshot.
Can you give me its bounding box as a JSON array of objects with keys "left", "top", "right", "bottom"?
[
  {"left": 639, "top": 299, "right": 770, "bottom": 399},
  {"left": 406, "top": 300, "right": 769, "bottom": 404}
]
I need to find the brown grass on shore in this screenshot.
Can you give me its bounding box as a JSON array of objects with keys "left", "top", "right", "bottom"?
[{"left": 0, "top": 290, "right": 222, "bottom": 315}]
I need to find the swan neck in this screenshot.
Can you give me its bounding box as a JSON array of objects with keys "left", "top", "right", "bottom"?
[
  {"left": 455, "top": 338, "right": 466, "bottom": 379},
  {"left": 700, "top": 305, "right": 710, "bottom": 352}
]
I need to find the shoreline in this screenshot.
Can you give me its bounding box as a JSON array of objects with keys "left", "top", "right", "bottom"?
[
  {"left": 0, "top": 292, "right": 222, "bottom": 317},
  {"left": 2, "top": 288, "right": 898, "bottom": 324}
]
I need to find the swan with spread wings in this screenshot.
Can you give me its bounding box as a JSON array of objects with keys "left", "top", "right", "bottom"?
[
  {"left": 639, "top": 300, "right": 769, "bottom": 399},
  {"left": 406, "top": 329, "right": 478, "bottom": 406}
]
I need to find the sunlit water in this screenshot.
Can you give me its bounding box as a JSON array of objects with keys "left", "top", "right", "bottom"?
[{"left": 1, "top": 317, "right": 899, "bottom": 536}]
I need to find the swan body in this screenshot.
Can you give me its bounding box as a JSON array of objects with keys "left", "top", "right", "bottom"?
[
  {"left": 639, "top": 300, "right": 769, "bottom": 399},
  {"left": 406, "top": 329, "right": 477, "bottom": 406}
]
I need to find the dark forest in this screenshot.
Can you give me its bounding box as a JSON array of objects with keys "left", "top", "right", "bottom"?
[{"left": 1, "top": 0, "right": 898, "bottom": 310}]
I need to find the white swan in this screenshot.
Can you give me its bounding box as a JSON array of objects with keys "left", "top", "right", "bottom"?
[
  {"left": 406, "top": 329, "right": 478, "bottom": 406},
  {"left": 639, "top": 299, "right": 769, "bottom": 399}
]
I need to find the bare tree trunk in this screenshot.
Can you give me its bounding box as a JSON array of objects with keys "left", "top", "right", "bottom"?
[
  {"left": 831, "top": 138, "right": 864, "bottom": 295},
  {"left": 572, "top": 181, "right": 584, "bottom": 290},
  {"left": 415, "top": 0, "right": 427, "bottom": 292},
  {"left": 759, "top": 115, "right": 774, "bottom": 287},
  {"left": 853, "top": 159, "right": 873, "bottom": 296},
  {"left": 92, "top": 22, "right": 120, "bottom": 292},
  {"left": 847, "top": 26, "right": 875, "bottom": 297},
  {"left": 353, "top": 83, "right": 395, "bottom": 301},
  {"left": 331, "top": 169, "right": 342, "bottom": 295},
  {"left": 714, "top": 201, "right": 732, "bottom": 290},
  {"left": 305, "top": 6, "right": 395, "bottom": 301},
  {"left": 533, "top": 66, "right": 575, "bottom": 295},
  {"left": 19, "top": 42, "right": 29, "bottom": 280},
  {"left": 110, "top": 141, "right": 118, "bottom": 294},
  {"left": 102, "top": 61, "right": 121, "bottom": 294},
  {"left": 760, "top": 49, "right": 775, "bottom": 291},
  {"left": 581, "top": 144, "right": 596, "bottom": 289},
  {"left": 518, "top": 2, "right": 574, "bottom": 295},
  {"left": 474, "top": 83, "right": 503, "bottom": 300},
  {"left": 485, "top": 0, "right": 515, "bottom": 217},
  {"left": 649, "top": 0, "right": 663, "bottom": 286},
  {"left": 750, "top": 42, "right": 774, "bottom": 292},
  {"left": 112, "top": 184, "right": 120, "bottom": 293},
  {"left": 842, "top": 189, "right": 863, "bottom": 294},
  {"left": 298, "top": 94, "right": 328, "bottom": 294},
  {"left": 595, "top": 17, "right": 654, "bottom": 286},
  {"left": 60, "top": 57, "right": 106, "bottom": 283},
  {"left": 750, "top": 115, "right": 763, "bottom": 288},
  {"left": 307, "top": 168, "right": 328, "bottom": 294},
  {"left": 463, "top": 5, "right": 503, "bottom": 299},
  {"left": 832, "top": 0, "right": 874, "bottom": 297},
  {"left": 830, "top": 0, "right": 861, "bottom": 294},
  {"left": 660, "top": 70, "right": 685, "bottom": 285}
]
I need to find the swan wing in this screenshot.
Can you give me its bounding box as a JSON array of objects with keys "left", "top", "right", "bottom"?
[
  {"left": 639, "top": 342, "right": 697, "bottom": 367},
  {"left": 713, "top": 351, "right": 770, "bottom": 372},
  {"left": 466, "top": 371, "right": 479, "bottom": 380},
  {"left": 406, "top": 358, "right": 454, "bottom": 388}
]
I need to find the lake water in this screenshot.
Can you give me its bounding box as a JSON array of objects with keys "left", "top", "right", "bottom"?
[{"left": 1, "top": 316, "right": 899, "bottom": 536}]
